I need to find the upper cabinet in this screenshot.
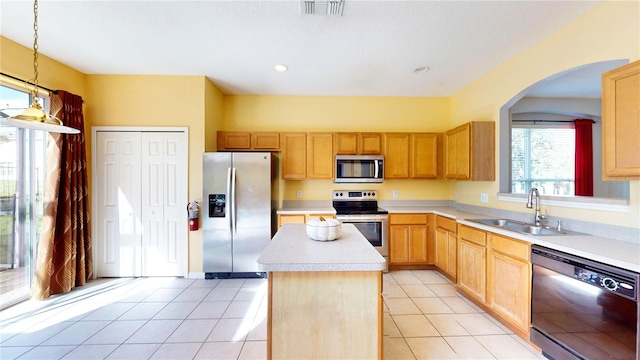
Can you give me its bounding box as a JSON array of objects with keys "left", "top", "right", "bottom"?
[
  {"left": 384, "top": 132, "right": 442, "bottom": 179},
  {"left": 335, "top": 132, "right": 382, "bottom": 155},
  {"left": 306, "top": 132, "right": 334, "bottom": 179},
  {"left": 217, "top": 131, "right": 280, "bottom": 151},
  {"left": 602, "top": 60, "right": 640, "bottom": 180},
  {"left": 444, "top": 121, "right": 494, "bottom": 181},
  {"left": 281, "top": 132, "right": 334, "bottom": 180}
]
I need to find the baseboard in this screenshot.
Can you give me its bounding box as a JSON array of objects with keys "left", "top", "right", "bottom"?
[{"left": 187, "top": 272, "right": 205, "bottom": 279}]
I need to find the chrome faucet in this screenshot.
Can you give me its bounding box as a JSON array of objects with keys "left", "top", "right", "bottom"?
[{"left": 526, "top": 187, "right": 544, "bottom": 226}]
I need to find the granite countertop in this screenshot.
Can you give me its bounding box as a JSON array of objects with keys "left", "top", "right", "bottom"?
[
  {"left": 257, "top": 223, "right": 386, "bottom": 272},
  {"left": 277, "top": 203, "right": 640, "bottom": 273}
]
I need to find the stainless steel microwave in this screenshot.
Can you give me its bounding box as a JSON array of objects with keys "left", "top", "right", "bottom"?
[{"left": 335, "top": 155, "right": 384, "bottom": 183}]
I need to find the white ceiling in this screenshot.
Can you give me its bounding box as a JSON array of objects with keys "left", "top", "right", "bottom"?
[{"left": 1, "top": 0, "right": 606, "bottom": 97}]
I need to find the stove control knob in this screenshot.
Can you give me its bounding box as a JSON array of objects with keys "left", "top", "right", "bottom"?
[{"left": 601, "top": 277, "right": 618, "bottom": 291}]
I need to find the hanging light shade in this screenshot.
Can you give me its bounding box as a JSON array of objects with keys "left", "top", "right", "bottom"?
[{"left": 0, "top": 0, "right": 80, "bottom": 134}]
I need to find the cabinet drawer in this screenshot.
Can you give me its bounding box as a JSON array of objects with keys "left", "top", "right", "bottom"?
[
  {"left": 436, "top": 216, "right": 457, "bottom": 232},
  {"left": 489, "top": 234, "right": 530, "bottom": 261},
  {"left": 458, "top": 225, "right": 486, "bottom": 246},
  {"left": 390, "top": 213, "right": 427, "bottom": 225}
]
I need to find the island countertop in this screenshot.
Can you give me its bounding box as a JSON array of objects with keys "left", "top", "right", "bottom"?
[{"left": 257, "top": 223, "right": 386, "bottom": 272}]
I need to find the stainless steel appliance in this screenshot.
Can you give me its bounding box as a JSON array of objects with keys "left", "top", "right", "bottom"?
[
  {"left": 531, "top": 245, "right": 639, "bottom": 360},
  {"left": 333, "top": 190, "right": 388, "bottom": 271},
  {"left": 202, "top": 152, "right": 277, "bottom": 278},
  {"left": 335, "top": 155, "right": 384, "bottom": 183}
]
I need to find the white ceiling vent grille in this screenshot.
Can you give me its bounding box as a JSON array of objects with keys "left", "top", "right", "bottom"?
[{"left": 301, "top": 0, "right": 344, "bottom": 16}]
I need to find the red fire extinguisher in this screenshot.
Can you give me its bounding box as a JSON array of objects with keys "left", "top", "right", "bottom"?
[{"left": 187, "top": 200, "right": 200, "bottom": 231}]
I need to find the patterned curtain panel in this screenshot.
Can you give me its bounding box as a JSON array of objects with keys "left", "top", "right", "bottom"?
[{"left": 31, "top": 91, "right": 92, "bottom": 300}]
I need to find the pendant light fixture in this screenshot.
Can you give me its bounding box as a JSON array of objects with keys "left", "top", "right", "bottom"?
[{"left": 0, "top": 0, "right": 80, "bottom": 134}]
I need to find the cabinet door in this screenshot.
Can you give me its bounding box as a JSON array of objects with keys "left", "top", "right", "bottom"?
[
  {"left": 602, "top": 60, "right": 640, "bottom": 179},
  {"left": 455, "top": 124, "right": 471, "bottom": 179},
  {"left": 447, "top": 231, "right": 457, "bottom": 278},
  {"left": 359, "top": 133, "right": 382, "bottom": 155},
  {"left": 408, "top": 225, "right": 428, "bottom": 263},
  {"left": 488, "top": 250, "right": 530, "bottom": 333},
  {"left": 335, "top": 133, "right": 358, "bottom": 155},
  {"left": 411, "top": 133, "right": 439, "bottom": 178},
  {"left": 389, "top": 225, "right": 410, "bottom": 264},
  {"left": 281, "top": 133, "right": 306, "bottom": 179},
  {"left": 434, "top": 227, "right": 448, "bottom": 271},
  {"left": 252, "top": 132, "right": 280, "bottom": 150},
  {"left": 458, "top": 239, "right": 486, "bottom": 303},
  {"left": 445, "top": 131, "right": 457, "bottom": 179},
  {"left": 307, "top": 133, "right": 334, "bottom": 179},
  {"left": 219, "top": 131, "right": 251, "bottom": 150},
  {"left": 384, "top": 133, "right": 411, "bottom": 178}
]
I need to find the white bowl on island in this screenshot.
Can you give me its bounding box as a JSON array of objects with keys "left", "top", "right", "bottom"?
[{"left": 306, "top": 217, "right": 341, "bottom": 241}]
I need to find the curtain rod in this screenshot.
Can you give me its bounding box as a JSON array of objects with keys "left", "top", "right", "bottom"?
[
  {"left": 512, "top": 119, "right": 596, "bottom": 124},
  {"left": 0, "top": 71, "right": 57, "bottom": 94}
]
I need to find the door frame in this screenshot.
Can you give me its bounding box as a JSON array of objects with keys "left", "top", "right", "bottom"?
[{"left": 91, "top": 126, "right": 189, "bottom": 278}]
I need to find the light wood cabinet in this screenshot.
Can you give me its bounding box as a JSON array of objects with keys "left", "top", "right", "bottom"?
[
  {"left": 444, "top": 122, "right": 494, "bottom": 181},
  {"left": 487, "top": 233, "right": 531, "bottom": 336},
  {"left": 434, "top": 215, "right": 457, "bottom": 280},
  {"left": 335, "top": 132, "right": 382, "bottom": 155},
  {"left": 602, "top": 60, "right": 640, "bottom": 180},
  {"left": 217, "top": 131, "right": 280, "bottom": 151},
  {"left": 281, "top": 133, "right": 307, "bottom": 180},
  {"left": 411, "top": 133, "right": 442, "bottom": 179},
  {"left": 383, "top": 133, "right": 411, "bottom": 179},
  {"left": 277, "top": 213, "right": 335, "bottom": 228},
  {"left": 307, "top": 133, "right": 334, "bottom": 179},
  {"left": 384, "top": 132, "right": 442, "bottom": 179},
  {"left": 457, "top": 225, "right": 487, "bottom": 304},
  {"left": 389, "top": 214, "right": 429, "bottom": 265}
]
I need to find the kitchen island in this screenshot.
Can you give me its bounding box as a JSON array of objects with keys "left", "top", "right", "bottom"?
[{"left": 257, "top": 223, "right": 385, "bottom": 360}]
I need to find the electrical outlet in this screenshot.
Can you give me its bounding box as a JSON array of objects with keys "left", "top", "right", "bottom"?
[
  {"left": 392, "top": 190, "right": 399, "bottom": 198},
  {"left": 296, "top": 190, "right": 302, "bottom": 198},
  {"left": 480, "top": 193, "right": 489, "bottom": 203}
]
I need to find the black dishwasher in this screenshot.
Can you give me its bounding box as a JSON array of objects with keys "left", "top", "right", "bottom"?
[{"left": 531, "top": 245, "right": 639, "bottom": 360}]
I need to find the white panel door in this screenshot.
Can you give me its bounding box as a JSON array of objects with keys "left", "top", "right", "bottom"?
[
  {"left": 141, "top": 132, "right": 188, "bottom": 276},
  {"left": 95, "top": 129, "right": 188, "bottom": 278},
  {"left": 96, "top": 132, "right": 142, "bottom": 277}
]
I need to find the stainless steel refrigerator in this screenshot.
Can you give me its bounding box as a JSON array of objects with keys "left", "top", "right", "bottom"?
[{"left": 202, "top": 152, "right": 278, "bottom": 277}]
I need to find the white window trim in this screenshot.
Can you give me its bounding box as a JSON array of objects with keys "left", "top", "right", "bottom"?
[{"left": 498, "top": 192, "right": 630, "bottom": 213}]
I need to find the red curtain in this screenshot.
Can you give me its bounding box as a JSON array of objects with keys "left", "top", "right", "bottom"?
[
  {"left": 574, "top": 119, "right": 594, "bottom": 196},
  {"left": 32, "top": 91, "right": 92, "bottom": 300}
]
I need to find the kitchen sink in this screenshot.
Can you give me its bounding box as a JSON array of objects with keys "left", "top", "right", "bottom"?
[{"left": 466, "top": 218, "right": 580, "bottom": 236}]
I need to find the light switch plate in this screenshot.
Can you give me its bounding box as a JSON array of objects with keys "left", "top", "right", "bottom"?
[{"left": 480, "top": 193, "right": 489, "bottom": 203}]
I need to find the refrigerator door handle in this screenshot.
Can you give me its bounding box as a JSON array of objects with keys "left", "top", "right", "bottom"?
[
  {"left": 231, "top": 167, "right": 237, "bottom": 236},
  {"left": 226, "top": 167, "right": 232, "bottom": 233}
]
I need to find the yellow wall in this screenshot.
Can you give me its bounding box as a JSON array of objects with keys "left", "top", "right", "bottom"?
[
  {"left": 223, "top": 95, "right": 453, "bottom": 201},
  {"left": 1, "top": 37, "right": 86, "bottom": 99},
  {"left": 450, "top": 1, "right": 640, "bottom": 228},
  {"left": 85, "top": 74, "right": 215, "bottom": 273}
]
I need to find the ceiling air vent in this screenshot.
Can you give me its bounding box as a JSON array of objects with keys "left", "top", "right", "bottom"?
[{"left": 301, "top": 0, "right": 344, "bottom": 16}]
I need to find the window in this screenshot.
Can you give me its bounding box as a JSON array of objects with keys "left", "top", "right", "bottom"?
[
  {"left": 0, "top": 83, "right": 48, "bottom": 309},
  {"left": 511, "top": 126, "right": 575, "bottom": 196}
]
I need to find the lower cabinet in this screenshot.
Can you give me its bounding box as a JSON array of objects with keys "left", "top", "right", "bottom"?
[
  {"left": 434, "top": 216, "right": 457, "bottom": 280},
  {"left": 487, "top": 233, "right": 531, "bottom": 335},
  {"left": 277, "top": 213, "right": 335, "bottom": 228},
  {"left": 457, "top": 225, "right": 486, "bottom": 304},
  {"left": 389, "top": 214, "right": 429, "bottom": 265},
  {"left": 455, "top": 225, "right": 532, "bottom": 338}
]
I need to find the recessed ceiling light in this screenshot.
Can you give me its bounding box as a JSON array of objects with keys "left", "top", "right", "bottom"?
[
  {"left": 274, "top": 64, "right": 288, "bottom": 72},
  {"left": 414, "top": 66, "right": 430, "bottom": 73}
]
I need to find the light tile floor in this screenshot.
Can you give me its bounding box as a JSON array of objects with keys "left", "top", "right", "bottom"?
[{"left": 0, "top": 270, "right": 545, "bottom": 359}]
